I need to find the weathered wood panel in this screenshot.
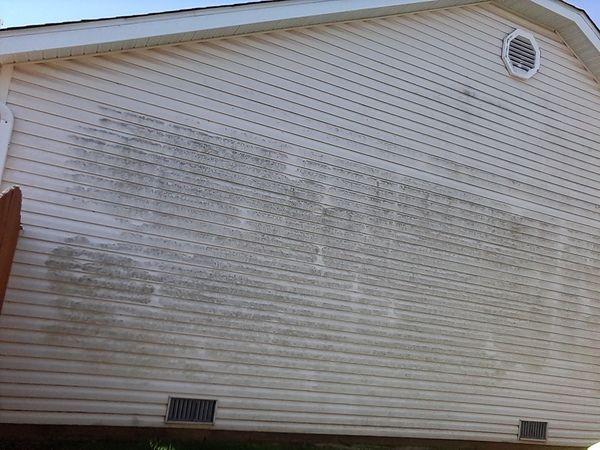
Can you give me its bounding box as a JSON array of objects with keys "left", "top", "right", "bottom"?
[
  {"left": 0, "top": 186, "right": 21, "bottom": 312},
  {"left": 0, "top": 3, "right": 599, "bottom": 447}
]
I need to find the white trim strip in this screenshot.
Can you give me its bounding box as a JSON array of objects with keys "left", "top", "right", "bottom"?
[
  {"left": 0, "top": 65, "right": 14, "bottom": 184},
  {"left": 0, "top": 65, "right": 13, "bottom": 102}
]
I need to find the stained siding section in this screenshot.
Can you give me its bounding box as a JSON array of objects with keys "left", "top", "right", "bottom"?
[{"left": 0, "top": 4, "right": 600, "bottom": 447}]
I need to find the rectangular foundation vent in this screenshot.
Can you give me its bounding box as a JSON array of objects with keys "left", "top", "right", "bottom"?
[
  {"left": 166, "top": 398, "right": 216, "bottom": 424},
  {"left": 519, "top": 420, "right": 548, "bottom": 441}
]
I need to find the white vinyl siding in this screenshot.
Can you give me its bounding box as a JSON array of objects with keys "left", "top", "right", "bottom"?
[{"left": 0, "top": 3, "right": 599, "bottom": 447}]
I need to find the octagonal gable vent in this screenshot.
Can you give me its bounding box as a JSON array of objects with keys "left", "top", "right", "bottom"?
[{"left": 502, "top": 30, "right": 541, "bottom": 80}]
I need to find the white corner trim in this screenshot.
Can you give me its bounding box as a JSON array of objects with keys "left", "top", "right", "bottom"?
[
  {"left": 0, "top": 64, "right": 13, "bottom": 103},
  {"left": 0, "top": 65, "right": 14, "bottom": 184}
]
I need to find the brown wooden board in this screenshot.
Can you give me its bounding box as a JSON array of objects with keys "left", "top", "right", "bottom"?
[{"left": 0, "top": 186, "right": 21, "bottom": 313}]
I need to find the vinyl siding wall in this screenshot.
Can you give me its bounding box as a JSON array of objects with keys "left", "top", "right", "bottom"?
[{"left": 1, "top": 3, "right": 600, "bottom": 447}]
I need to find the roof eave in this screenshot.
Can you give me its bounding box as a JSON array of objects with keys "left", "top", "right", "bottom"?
[
  {"left": 0, "top": 0, "right": 485, "bottom": 64},
  {"left": 0, "top": 0, "right": 598, "bottom": 84},
  {"left": 497, "top": 0, "right": 600, "bottom": 82}
]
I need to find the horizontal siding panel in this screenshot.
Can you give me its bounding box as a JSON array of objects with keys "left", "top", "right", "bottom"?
[
  {"left": 8, "top": 242, "right": 600, "bottom": 350},
  {"left": 0, "top": 397, "right": 164, "bottom": 415},
  {"left": 1, "top": 368, "right": 598, "bottom": 416},
  {"left": 10, "top": 121, "right": 600, "bottom": 260},
  {"left": 114, "top": 44, "right": 600, "bottom": 166},
  {"left": 9, "top": 101, "right": 600, "bottom": 240},
  {"left": 7, "top": 171, "right": 600, "bottom": 310},
  {"left": 7, "top": 282, "right": 600, "bottom": 376},
  {"left": 2, "top": 380, "right": 598, "bottom": 423},
  {"left": 2, "top": 305, "right": 599, "bottom": 387},
  {"left": 0, "top": 394, "right": 587, "bottom": 430},
  {"left": 7, "top": 138, "right": 600, "bottom": 287},
  {"left": 9, "top": 77, "right": 600, "bottom": 232},
  {"left": 9, "top": 73, "right": 600, "bottom": 201},
  {"left": 11, "top": 61, "right": 600, "bottom": 208},
  {"left": 4, "top": 301, "right": 600, "bottom": 390},
  {"left": 439, "top": 8, "right": 594, "bottom": 82},
  {"left": 249, "top": 23, "right": 600, "bottom": 134},
  {"left": 9, "top": 62, "right": 600, "bottom": 215},
  {"left": 0, "top": 411, "right": 161, "bottom": 427},
  {"left": 7, "top": 243, "right": 600, "bottom": 349},
  {"left": 0, "top": 4, "right": 598, "bottom": 447},
  {"left": 1, "top": 327, "right": 600, "bottom": 406},
  {"left": 10, "top": 223, "right": 600, "bottom": 328},
  {"left": 460, "top": 7, "right": 594, "bottom": 82},
  {"left": 9, "top": 122, "right": 600, "bottom": 269},
  {"left": 403, "top": 8, "right": 600, "bottom": 99},
  {"left": 9, "top": 183, "right": 600, "bottom": 325}
]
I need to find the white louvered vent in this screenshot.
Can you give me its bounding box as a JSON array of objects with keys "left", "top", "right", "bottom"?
[{"left": 502, "top": 30, "right": 541, "bottom": 80}]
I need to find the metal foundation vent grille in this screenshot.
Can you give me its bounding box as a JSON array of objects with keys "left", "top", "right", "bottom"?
[
  {"left": 166, "top": 398, "right": 216, "bottom": 424},
  {"left": 519, "top": 420, "right": 548, "bottom": 441}
]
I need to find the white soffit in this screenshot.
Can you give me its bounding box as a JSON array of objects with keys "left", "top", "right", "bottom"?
[
  {"left": 0, "top": 0, "right": 598, "bottom": 81},
  {"left": 0, "top": 0, "right": 483, "bottom": 64}
]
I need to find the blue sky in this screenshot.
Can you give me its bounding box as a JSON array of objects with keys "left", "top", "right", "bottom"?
[
  {"left": 0, "top": 0, "right": 598, "bottom": 28},
  {"left": 0, "top": 1, "right": 263, "bottom": 27},
  {"left": 572, "top": 0, "right": 600, "bottom": 26}
]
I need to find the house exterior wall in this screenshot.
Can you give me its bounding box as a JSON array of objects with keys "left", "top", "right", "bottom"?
[{"left": 0, "top": 3, "right": 599, "bottom": 447}]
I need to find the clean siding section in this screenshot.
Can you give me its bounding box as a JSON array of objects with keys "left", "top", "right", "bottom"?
[{"left": 0, "top": 3, "right": 599, "bottom": 447}]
